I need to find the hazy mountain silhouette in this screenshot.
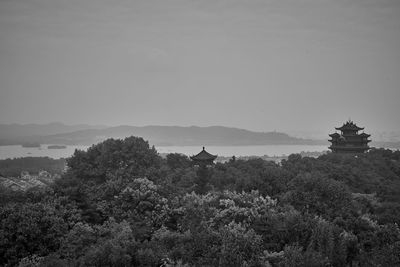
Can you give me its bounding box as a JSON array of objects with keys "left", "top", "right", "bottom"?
[
  {"left": 0, "top": 123, "right": 106, "bottom": 145},
  {"left": 29, "top": 125, "right": 324, "bottom": 146},
  {"left": 1, "top": 123, "right": 399, "bottom": 148}
]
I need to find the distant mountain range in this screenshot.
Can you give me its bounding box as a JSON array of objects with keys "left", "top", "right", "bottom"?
[
  {"left": 0, "top": 123, "right": 106, "bottom": 146},
  {"left": 0, "top": 123, "right": 106, "bottom": 139},
  {"left": 0, "top": 123, "right": 398, "bottom": 149},
  {"left": 0, "top": 123, "right": 325, "bottom": 146}
]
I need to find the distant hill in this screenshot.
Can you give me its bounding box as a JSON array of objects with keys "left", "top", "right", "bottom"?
[
  {"left": 0, "top": 124, "right": 325, "bottom": 146},
  {"left": 1, "top": 123, "right": 399, "bottom": 148},
  {"left": 33, "top": 125, "right": 324, "bottom": 146},
  {"left": 0, "top": 123, "right": 106, "bottom": 145}
]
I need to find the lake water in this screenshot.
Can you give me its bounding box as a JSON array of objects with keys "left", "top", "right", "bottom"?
[
  {"left": 156, "top": 145, "right": 329, "bottom": 157},
  {"left": 0, "top": 144, "right": 329, "bottom": 160},
  {"left": 0, "top": 145, "right": 90, "bottom": 160}
]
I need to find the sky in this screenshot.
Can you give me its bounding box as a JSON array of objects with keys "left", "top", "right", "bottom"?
[{"left": 1, "top": 0, "right": 400, "bottom": 134}]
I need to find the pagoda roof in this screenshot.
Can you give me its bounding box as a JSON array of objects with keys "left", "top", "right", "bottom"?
[
  {"left": 329, "top": 133, "right": 340, "bottom": 137},
  {"left": 190, "top": 147, "right": 217, "bottom": 161},
  {"left": 335, "top": 120, "right": 364, "bottom": 131},
  {"left": 359, "top": 132, "right": 371, "bottom": 137}
]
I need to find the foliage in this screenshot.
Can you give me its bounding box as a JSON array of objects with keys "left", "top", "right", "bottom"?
[
  {"left": 1, "top": 138, "right": 400, "bottom": 266},
  {"left": 212, "top": 158, "right": 291, "bottom": 197},
  {"left": 282, "top": 172, "right": 354, "bottom": 219},
  {"left": 166, "top": 153, "right": 192, "bottom": 170},
  {"left": 0, "top": 199, "right": 79, "bottom": 266},
  {"left": 67, "top": 136, "right": 161, "bottom": 181}
]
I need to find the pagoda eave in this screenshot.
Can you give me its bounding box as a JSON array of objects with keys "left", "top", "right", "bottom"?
[
  {"left": 190, "top": 147, "right": 218, "bottom": 165},
  {"left": 190, "top": 155, "right": 218, "bottom": 161},
  {"left": 335, "top": 127, "right": 364, "bottom": 131},
  {"left": 329, "top": 145, "right": 370, "bottom": 152}
]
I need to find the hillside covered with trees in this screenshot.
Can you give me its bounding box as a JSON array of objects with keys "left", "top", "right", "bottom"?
[
  {"left": 0, "top": 157, "right": 65, "bottom": 177},
  {"left": 1, "top": 136, "right": 400, "bottom": 266}
]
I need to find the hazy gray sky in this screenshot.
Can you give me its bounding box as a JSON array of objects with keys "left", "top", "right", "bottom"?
[{"left": 1, "top": 0, "right": 399, "bottom": 133}]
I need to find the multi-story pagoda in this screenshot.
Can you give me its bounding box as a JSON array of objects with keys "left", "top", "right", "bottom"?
[
  {"left": 190, "top": 147, "right": 217, "bottom": 166},
  {"left": 329, "top": 120, "right": 371, "bottom": 153}
]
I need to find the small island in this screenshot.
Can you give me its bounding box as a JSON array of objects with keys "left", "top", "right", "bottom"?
[
  {"left": 21, "top": 143, "right": 41, "bottom": 148},
  {"left": 47, "top": 145, "right": 67, "bottom": 149}
]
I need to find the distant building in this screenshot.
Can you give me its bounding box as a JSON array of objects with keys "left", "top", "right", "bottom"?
[
  {"left": 21, "top": 171, "right": 30, "bottom": 179},
  {"left": 0, "top": 170, "right": 58, "bottom": 192},
  {"left": 329, "top": 120, "right": 371, "bottom": 153},
  {"left": 191, "top": 147, "right": 217, "bottom": 194},
  {"left": 190, "top": 147, "right": 217, "bottom": 166}
]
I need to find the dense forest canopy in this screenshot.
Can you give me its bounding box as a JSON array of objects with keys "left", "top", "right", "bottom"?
[
  {"left": 1, "top": 136, "right": 399, "bottom": 266},
  {"left": 0, "top": 157, "right": 66, "bottom": 177}
]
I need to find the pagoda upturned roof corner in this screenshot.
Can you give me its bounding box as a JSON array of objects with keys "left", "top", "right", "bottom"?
[
  {"left": 329, "top": 133, "right": 340, "bottom": 137},
  {"left": 190, "top": 147, "right": 217, "bottom": 161},
  {"left": 359, "top": 132, "right": 371, "bottom": 137},
  {"left": 335, "top": 120, "right": 364, "bottom": 131}
]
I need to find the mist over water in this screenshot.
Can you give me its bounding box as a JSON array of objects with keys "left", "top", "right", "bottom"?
[
  {"left": 0, "top": 144, "right": 329, "bottom": 160},
  {"left": 156, "top": 145, "right": 328, "bottom": 157},
  {"left": 0, "top": 145, "right": 90, "bottom": 160}
]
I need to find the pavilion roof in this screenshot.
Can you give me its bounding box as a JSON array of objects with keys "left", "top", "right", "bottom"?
[
  {"left": 359, "top": 132, "right": 371, "bottom": 137},
  {"left": 335, "top": 120, "right": 364, "bottom": 131},
  {"left": 190, "top": 147, "right": 217, "bottom": 161}
]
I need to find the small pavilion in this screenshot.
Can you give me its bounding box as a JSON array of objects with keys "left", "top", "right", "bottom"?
[{"left": 190, "top": 147, "right": 217, "bottom": 166}]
